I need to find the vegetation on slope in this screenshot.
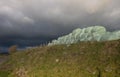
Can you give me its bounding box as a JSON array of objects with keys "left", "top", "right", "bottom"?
[{"left": 0, "top": 40, "right": 120, "bottom": 77}]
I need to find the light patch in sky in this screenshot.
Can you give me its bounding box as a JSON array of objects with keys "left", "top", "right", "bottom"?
[
  {"left": 110, "top": 9, "right": 120, "bottom": 17},
  {"left": 82, "top": 0, "right": 111, "bottom": 13},
  {"left": 22, "top": 17, "right": 34, "bottom": 24}
]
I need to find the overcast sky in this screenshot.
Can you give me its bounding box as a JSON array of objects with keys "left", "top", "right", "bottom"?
[{"left": 0, "top": 0, "right": 120, "bottom": 47}]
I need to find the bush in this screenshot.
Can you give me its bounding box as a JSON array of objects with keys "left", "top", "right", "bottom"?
[{"left": 8, "top": 45, "right": 17, "bottom": 54}]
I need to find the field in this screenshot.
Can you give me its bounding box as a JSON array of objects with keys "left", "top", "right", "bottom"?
[{"left": 0, "top": 40, "right": 120, "bottom": 77}]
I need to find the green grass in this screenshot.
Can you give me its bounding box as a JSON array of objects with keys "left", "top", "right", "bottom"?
[
  {"left": 0, "top": 71, "right": 10, "bottom": 77},
  {"left": 0, "top": 40, "right": 120, "bottom": 77}
]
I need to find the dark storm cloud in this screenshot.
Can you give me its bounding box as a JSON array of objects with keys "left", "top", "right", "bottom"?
[
  {"left": 0, "top": 0, "right": 120, "bottom": 36},
  {"left": 0, "top": 0, "right": 120, "bottom": 47}
]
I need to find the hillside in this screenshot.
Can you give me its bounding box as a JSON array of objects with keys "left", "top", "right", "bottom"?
[{"left": 0, "top": 40, "right": 120, "bottom": 77}]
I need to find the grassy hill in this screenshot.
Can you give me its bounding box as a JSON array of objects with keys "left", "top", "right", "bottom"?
[{"left": 0, "top": 40, "right": 120, "bottom": 77}]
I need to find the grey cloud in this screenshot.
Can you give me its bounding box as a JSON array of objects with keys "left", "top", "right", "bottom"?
[{"left": 0, "top": 0, "right": 120, "bottom": 38}]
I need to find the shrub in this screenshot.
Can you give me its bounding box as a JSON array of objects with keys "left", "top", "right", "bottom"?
[{"left": 8, "top": 45, "right": 17, "bottom": 54}]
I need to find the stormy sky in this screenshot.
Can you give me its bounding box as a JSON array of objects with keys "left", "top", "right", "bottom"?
[{"left": 0, "top": 0, "right": 120, "bottom": 47}]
